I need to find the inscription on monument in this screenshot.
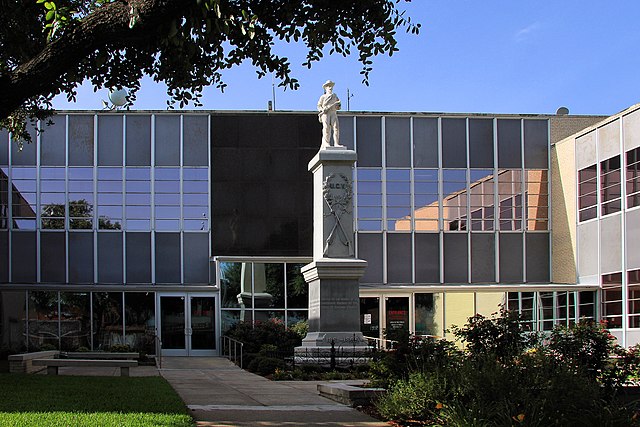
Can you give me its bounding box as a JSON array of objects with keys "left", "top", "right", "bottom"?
[{"left": 322, "top": 173, "right": 353, "bottom": 257}]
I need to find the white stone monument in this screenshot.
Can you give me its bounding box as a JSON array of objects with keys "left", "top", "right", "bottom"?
[{"left": 296, "top": 81, "right": 369, "bottom": 355}]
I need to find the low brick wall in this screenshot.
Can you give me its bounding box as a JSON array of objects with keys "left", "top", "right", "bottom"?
[{"left": 8, "top": 351, "right": 59, "bottom": 374}]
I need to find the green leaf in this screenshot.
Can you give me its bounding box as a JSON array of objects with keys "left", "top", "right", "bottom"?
[
  {"left": 44, "top": 2, "right": 53, "bottom": 9},
  {"left": 45, "top": 10, "right": 55, "bottom": 20}
]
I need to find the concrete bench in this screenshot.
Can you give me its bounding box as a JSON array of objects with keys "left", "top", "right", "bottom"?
[
  {"left": 62, "top": 352, "right": 139, "bottom": 360},
  {"left": 32, "top": 359, "right": 138, "bottom": 376},
  {"left": 8, "top": 351, "right": 59, "bottom": 373}
]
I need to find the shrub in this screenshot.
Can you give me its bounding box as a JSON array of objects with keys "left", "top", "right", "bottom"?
[
  {"left": 290, "top": 320, "right": 308, "bottom": 339},
  {"left": 109, "top": 344, "right": 133, "bottom": 353},
  {"left": 225, "top": 319, "right": 302, "bottom": 354},
  {"left": 247, "top": 356, "right": 285, "bottom": 376}
]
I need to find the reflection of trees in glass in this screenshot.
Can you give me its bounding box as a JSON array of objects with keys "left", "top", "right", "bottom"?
[
  {"left": 264, "top": 264, "right": 284, "bottom": 308},
  {"left": 40, "top": 199, "right": 121, "bottom": 229},
  {"left": 220, "top": 262, "right": 242, "bottom": 308},
  {"left": 287, "top": 263, "right": 308, "bottom": 308}
]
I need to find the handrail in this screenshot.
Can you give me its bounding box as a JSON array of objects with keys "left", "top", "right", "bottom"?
[
  {"left": 221, "top": 335, "right": 244, "bottom": 368},
  {"left": 363, "top": 335, "right": 397, "bottom": 350},
  {"left": 152, "top": 334, "right": 162, "bottom": 369}
]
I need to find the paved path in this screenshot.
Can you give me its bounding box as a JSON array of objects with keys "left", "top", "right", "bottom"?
[{"left": 159, "top": 357, "right": 388, "bottom": 427}]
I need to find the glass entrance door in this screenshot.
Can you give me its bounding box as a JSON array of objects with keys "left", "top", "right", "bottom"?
[{"left": 158, "top": 293, "right": 217, "bottom": 356}]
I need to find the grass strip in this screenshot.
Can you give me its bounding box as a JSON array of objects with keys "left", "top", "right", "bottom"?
[{"left": 0, "top": 374, "right": 193, "bottom": 426}]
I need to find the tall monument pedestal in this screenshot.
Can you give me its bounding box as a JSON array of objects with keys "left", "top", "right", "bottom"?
[{"left": 296, "top": 148, "right": 369, "bottom": 357}]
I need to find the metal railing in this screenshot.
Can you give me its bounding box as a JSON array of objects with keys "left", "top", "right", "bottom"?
[
  {"left": 153, "top": 334, "right": 162, "bottom": 369},
  {"left": 363, "top": 335, "right": 398, "bottom": 350},
  {"left": 221, "top": 336, "right": 244, "bottom": 368}
]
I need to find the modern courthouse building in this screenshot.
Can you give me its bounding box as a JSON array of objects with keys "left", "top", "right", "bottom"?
[{"left": 1, "top": 102, "right": 639, "bottom": 355}]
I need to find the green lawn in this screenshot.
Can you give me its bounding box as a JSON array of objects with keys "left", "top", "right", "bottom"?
[{"left": 0, "top": 374, "right": 193, "bottom": 426}]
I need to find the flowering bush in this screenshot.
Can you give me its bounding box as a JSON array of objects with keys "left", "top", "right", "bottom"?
[{"left": 374, "top": 311, "right": 640, "bottom": 426}]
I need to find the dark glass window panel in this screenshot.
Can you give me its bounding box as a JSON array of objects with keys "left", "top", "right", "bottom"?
[
  {"left": 11, "top": 125, "right": 37, "bottom": 166},
  {"left": 93, "top": 292, "right": 124, "bottom": 350},
  {"left": 338, "top": 116, "right": 354, "bottom": 150},
  {"left": 252, "top": 263, "right": 284, "bottom": 308},
  {"left": 471, "top": 233, "right": 495, "bottom": 282},
  {"left": 499, "top": 234, "right": 523, "bottom": 282},
  {"left": 68, "top": 115, "right": 94, "bottom": 166},
  {"left": 98, "top": 115, "right": 123, "bottom": 166},
  {"left": 356, "top": 117, "right": 382, "bottom": 167},
  {"left": 579, "top": 207, "right": 597, "bottom": 222},
  {"left": 526, "top": 233, "right": 550, "bottom": 282},
  {"left": 469, "top": 118, "right": 494, "bottom": 168},
  {"left": 183, "top": 233, "right": 209, "bottom": 284},
  {"left": 497, "top": 119, "right": 522, "bottom": 168},
  {"left": 155, "top": 232, "right": 181, "bottom": 283},
  {"left": 40, "top": 232, "right": 66, "bottom": 283},
  {"left": 69, "top": 232, "right": 93, "bottom": 283},
  {"left": 0, "top": 232, "right": 8, "bottom": 281},
  {"left": 387, "top": 233, "right": 412, "bottom": 283},
  {"left": 40, "top": 116, "right": 66, "bottom": 166},
  {"left": 0, "top": 130, "right": 8, "bottom": 165},
  {"left": 28, "top": 291, "right": 59, "bottom": 350},
  {"left": 124, "top": 292, "right": 155, "bottom": 353},
  {"left": 12, "top": 231, "right": 36, "bottom": 282},
  {"left": 358, "top": 233, "right": 383, "bottom": 283},
  {"left": 286, "top": 263, "right": 308, "bottom": 308},
  {"left": 59, "top": 292, "right": 91, "bottom": 351},
  {"left": 155, "top": 115, "right": 180, "bottom": 166},
  {"left": 523, "top": 119, "right": 549, "bottom": 169},
  {"left": 98, "top": 233, "right": 123, "bottom": 283},
  {"left": 442, "top": 118, "right": 466, "bottom": 168},
  {"left": 444, "top": 233, "right": 468, "bottom": 283},
  {"left": 183, "top": 115, "right": 209, "bottom": 166},
  {"left": 360, "top": 297, "right": 380, "bottom": 336},
  {"left": 385, "top": 117, "right": 411, "bottom": 167},
  {"left": 125, "top": 115, "right": 151, "bottom": 166},
  {"left": 126, "top": 232, "right": 151, "bottom": 283},
  {"left": 413, "top": 118, "right": 438, "bottom": 168}
]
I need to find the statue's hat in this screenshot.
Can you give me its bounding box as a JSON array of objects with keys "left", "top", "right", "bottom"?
[{"left": 322, "top": 80, "right": 335, "bottom": 89}]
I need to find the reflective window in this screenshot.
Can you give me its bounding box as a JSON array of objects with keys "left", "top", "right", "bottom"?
[
  {"left": 125, "top": 167, "right": 151, "bottom": 230},
  {"left": 125, "top": 292, "right": 155, "bottom": 353},
  {"left": 627, "top": 148, "right": 640, "bottom": 209},
  {"left": 40, "top": 168, "right": 65, "bottom": 229},
  {"left": 413, "top": 169, "right": 438, "bottom": 231},
  {"left": 69, "top": 167, "right": 94, "bottom": 229},
  {"left": 578, "top": 164, "right": 597, "bottom": 221},
  {"left": 219, "top": 260, "right": 308, "bottom": 334},
  {"left": 443, "top": 169, "right": 467, "bottom": 231},
  {"left": 97, "top": 167, "right": 122, "bottom": 230},
  {"left": 526, "top": 170, "right": 548, "bottom": 230},
  {"left": 11, "top": 167, "right": 37, "bottom": 229},
  {"left": 0, "top": 167, "right": 7, "bottom": 229},
  {"left": 469, "top": 169, "right": 495, "bottom": 231},
  {"left": 601, "top": 155, "right": 621, "bottom": 216},
  {"left": 415, "top": 293, "right": 441, "bottom": 336},
  {"left": 357, "top": 168, "right": 382, "bottom": 231},
  {"left": 498, "top": 169, "right": 523, "bottom": 231},
  {"left": 28, "top": 291, "right": 59, "bottom": 350},
  {"left": 601, "top": 272, "right": 622, "bottom": 328},
  {"left": 93, "top": 292, "right": 124, "bottom": 350},
  {"left": 155, "top": 168, "right": 180, "bottom": 231},
  {"left": 386, "top": 169, "right": 411, "bottom": 231},
  {"left": 628, "top": 269, "right": 640, "bottom": 328},
  {"left": 183, "top": 167, "right": 208, "bottom": 231},
  {"left": 60, "top": 292, "right": 91, "bottom": 351}
]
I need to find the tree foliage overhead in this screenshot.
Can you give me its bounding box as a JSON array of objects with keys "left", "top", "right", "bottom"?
[{"left": 0, "top": 0, "right": 419, "bottom": 141}]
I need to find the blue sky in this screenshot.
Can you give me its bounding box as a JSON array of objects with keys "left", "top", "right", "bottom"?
[{"left": 53, "top": 1, "right": 640, "bottom": 116}]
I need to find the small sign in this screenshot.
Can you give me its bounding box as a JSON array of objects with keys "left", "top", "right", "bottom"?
[{"left": 364, "top": 314, "right": 372, "bottom": 325}]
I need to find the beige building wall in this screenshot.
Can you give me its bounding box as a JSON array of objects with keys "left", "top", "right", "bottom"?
[{"left": 551, "top": 136, "right": 578, "bottom": 283}]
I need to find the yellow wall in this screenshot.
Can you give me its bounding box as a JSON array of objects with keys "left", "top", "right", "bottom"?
[{"left": 551, "top": 137, "right": 578, "bottom": 283}]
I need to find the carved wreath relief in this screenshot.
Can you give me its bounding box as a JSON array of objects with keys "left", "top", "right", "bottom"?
[{"left": 322, "top": 173, "right": 354, "bottom": 257}]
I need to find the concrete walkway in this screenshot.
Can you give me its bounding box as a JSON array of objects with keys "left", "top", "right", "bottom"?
[{"left": 159, "top": 357, "right": 388, "bottom": 427}]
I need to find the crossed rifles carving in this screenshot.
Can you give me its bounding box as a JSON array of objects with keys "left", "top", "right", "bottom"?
[{"left": 323, "top": 174, "right": 354, "bottom": 257}]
